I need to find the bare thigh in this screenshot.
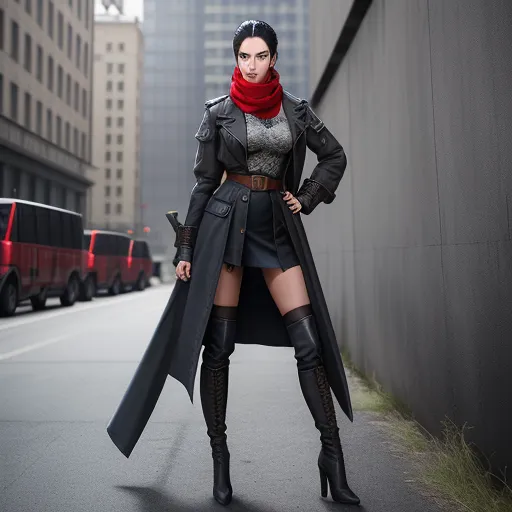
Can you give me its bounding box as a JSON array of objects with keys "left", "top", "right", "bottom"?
[
  {"left": 262, "top": 265, "right": 310, "bottom": 315},
  {"left": 214, "top": 264, "right": 244, "bottom": 306}
]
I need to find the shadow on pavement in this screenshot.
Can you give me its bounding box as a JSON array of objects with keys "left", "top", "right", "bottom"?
[
  {"left": 116, "top": 485, "right": 273, "bottom": 512},
  {"left": 116, "top": 484, "right": 369, "bottom": 512}
]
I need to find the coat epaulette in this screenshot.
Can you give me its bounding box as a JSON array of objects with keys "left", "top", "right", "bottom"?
[
  {"left": 205, "top": 95, "right": 229, "bottom": 109},
  {"left": 283, "top": 90, "right": 307, "bottom": 105}
]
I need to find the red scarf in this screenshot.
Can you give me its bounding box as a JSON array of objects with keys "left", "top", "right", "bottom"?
[{"left": 229, "top": 66, "right": 283, "bottom": 119}]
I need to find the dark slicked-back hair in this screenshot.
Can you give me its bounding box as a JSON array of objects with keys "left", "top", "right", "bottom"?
[{"left": 233, "top": 20, "right": 278, "bottom": 61}]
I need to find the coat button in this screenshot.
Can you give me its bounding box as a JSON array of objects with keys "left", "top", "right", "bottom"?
[
  {"left": 321, "top": 137, "right": 326, "bottom": 145},
  {"left": 240, "top": 228, "right": 245, "bottom": 234},
  {"left": 242, "top": 195, "right": 248, "bottom": 202}
]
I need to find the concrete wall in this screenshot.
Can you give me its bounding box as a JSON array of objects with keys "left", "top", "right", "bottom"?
[{"left": 306, "top": 0, "right": 512, "bottom": 476}]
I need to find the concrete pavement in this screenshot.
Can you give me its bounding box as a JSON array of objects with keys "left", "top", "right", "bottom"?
[{"left": 0, "top": 284, "right": 445, "bottom": 511}]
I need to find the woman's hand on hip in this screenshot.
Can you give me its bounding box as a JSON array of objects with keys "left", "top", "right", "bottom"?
[
  {"left": 282, "top": 191, "right": 302, "bottom": 214},
  {"left": 176, "top": 261, "right": 191, "bottom": 281}
]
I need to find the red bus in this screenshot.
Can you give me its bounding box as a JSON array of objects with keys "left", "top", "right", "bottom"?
[
  {"left": 82, "top": 229, "right": 131, "bottom": 296},
  {"left": 126, "top": 239, "right": 152, "bottom": 291},
  {"left": 0, "top": 199, "right": 85, "bottom": 316}
]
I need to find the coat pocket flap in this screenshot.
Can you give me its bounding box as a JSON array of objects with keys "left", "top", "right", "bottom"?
[{"left": 205, "top": 198, "right": 232, "bottom": 217}]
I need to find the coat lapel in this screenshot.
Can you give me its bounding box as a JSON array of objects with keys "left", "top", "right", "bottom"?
[
  {"left": 282, "top": 92, "right": 308, "bottom": 146},
  {"left": 217, "top": 99, "right": 248, "bottom": 163}
]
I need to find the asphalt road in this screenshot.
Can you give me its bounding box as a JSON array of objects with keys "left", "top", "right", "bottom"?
[{"left": 0, "top": 284, "right": 444, "bottom": 512}]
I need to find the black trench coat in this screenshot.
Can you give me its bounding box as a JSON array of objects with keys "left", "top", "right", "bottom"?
[{"left": 107, "top": 91, "right": 353, "bottom": 458}]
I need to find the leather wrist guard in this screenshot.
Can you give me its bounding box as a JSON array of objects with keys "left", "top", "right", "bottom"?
[
  {"left": 296, "top": 179, "right": 334, "bottom": 215},
  {"left": 176, "top": 225, "right": 197, "bottom": 263}
]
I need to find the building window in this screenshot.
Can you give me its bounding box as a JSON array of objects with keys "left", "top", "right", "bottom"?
[
  {"left": 118, "top": 43, "right": 124, "bottom": 52},
  {"left": 65, "top": 121, "right": 70, "bottom": 150},
  {"left": 117, "top": 134, "right": 123, "bottom": 144},
  {"left": 0, "top": 9, "right": 4, "bottom": 51},
  {"left": 25, "top": 0, "right": 32, "bottom": 15},
  {"left": 57, "top": 11, "right": 63, "bottom": 49},
  {"left": 118, "top": 63, "right": 125, "bottom": 74},
  {"left": 85, "top": 0, "right": 89, "bottom": 29},
  {"left": 28, "top": 174, "right": 36, "bottom": 202},
  {"left": 107, "top": 62, "right": 113, "bottom": 74},
  {"left": 105, "top": 151, "right": 111, "bottom": 162},
  {"left": 74, "top": 81, "right": 79, "bottom": 111},
  {"left": 105, "top": 203, "right": 110, "bottom": 215},
  {"left": 105, "top": 134, "right": 111, "bottom": 144},
  {"left": 117, "top": 117, "right": 124, "bottom": 127},
  {"left": 105, "top": 168, "right": 111, "bottom": 179},
  {"left": 36, "top": 100, "right": 42, "bottom": 135},
  {"left": 83, "top": 42, "right": 88, "bottom": 76},
  {"left": 0, "top": 74, "right": 3, "bottom": 114},
  {"left": 116, "top": 203, "right": 122, "bottom": 214},
  {"left": 36, "top": 0, "right": 43, "bottom": 26},
  {"left": 44, "top": 179, "right": 51, "bottom": 204},
  {"left": 67, "top": 23, "right": 72, "bottom": 60},
  {"left": 106, "top": 116, "right": 111, "bottom": 127},
  {"left": 74, "top": 127, "right": 79, "bottom": 154},
  {"left": 116, "top": 186, "right": 122, "bottom": 197},
  {"left": 106, "top": 80, "right": 112, "bottom": 92},
  {"left": 24, "top": 34, "right": 32, "bottom": 72},
  {"left": 77, "top": 0, "right": 82, "bottom": 20},
  {"left": 10, "top": 82, "right": 19, "bottom": 121},
  {"left": 46, "top": 108, "right": 53, "bottom": 140},
  {"left": 24, "top": 92, "right": 31, "bottom": 129},
  {"left": 36, "top": 45, "right": 43, "bottom": 82},
  {"left": 81, "top": 132, "right": 86, "bottom": 159},
  {"left": 47, "top": 55, "right": 54, "bottom": 90},
  {"left": 116, "top": 168, "right": 122, "bottom": 179},
  {"left": 66, "top": 73, "right": 71, "bottom": 105},
  {"left": 106, "top": 98, "right": 112, "bottom": 109},
  {"left": 75, "top": 34, "right": 81, "bottom": 69},
  {"left": 57, "top": 65, "right": 63, "bottom": 98},
  {"left": 11, "top": 21, "right": 19, "bottom": 62},
  {"left": 56, "top": 115, "right": 62, "bottom": 145},
  {"left": 82, "top": 88, "right": 87, "bottom": 118},
  {"left": 117, "top": 99, "right": 124, "bottom": 110},
  {"left": 116, "top": 152, "right": 123, "bottom": 163},
  {"left": 117, "top": 81, "right": 124, "bottom": 92},
  {"left": 48, "top": 2, "right": 54, "bottom": 39},
  {"left": 105, "top": 186, "right": 111, "bottom": 197},
  {"left": 106, "top": 42, "right": 112, "bottom": 52}
]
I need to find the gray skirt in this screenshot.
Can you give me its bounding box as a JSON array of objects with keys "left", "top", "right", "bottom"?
[{"left": 225, "top": 190, "right": 299, "bottom": 271}]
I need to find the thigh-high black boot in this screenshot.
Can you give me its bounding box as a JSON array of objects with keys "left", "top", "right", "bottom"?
[
  {"left": 284, "top": 305, "right": 360, "bottom": 506},
  {"left": 200, "top": 305, "right": 236, "bottom": 506}
]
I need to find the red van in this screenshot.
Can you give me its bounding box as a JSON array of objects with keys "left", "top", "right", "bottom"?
[
  {"left": 0, "top": 199, "right": 85, "bottom": 316},
  {"left": 82, "top": 229, "right": 131, "bottom": 296},
  {"left": 126, "top": 239, "right": 152, "bottom": 291}
]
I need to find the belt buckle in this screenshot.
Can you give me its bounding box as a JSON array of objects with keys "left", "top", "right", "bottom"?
[{"left": 251, "top": 175, "right": 267, "bottom": 191}]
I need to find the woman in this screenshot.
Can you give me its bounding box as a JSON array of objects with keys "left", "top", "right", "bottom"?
[{"left": 107, "top": 20, "right": 360, "bottom": 507}]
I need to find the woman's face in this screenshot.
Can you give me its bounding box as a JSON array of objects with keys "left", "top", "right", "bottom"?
[{"left": 237, "top": 37, "right": 276, "bottom": 83}]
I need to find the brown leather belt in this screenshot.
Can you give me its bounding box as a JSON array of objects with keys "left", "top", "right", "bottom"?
[{"left": 226, "top": 173, "right": 282, "bottom": 191}]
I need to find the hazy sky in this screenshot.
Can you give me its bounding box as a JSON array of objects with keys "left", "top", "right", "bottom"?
[{"left": 95, "top": 0, "right": 144, "bottom": 19}]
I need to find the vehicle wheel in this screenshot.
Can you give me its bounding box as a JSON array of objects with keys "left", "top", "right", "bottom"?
[
  {"left": 109, "top": 276, "right": 121, "bottom": 296},
  {"left": 30, "top": 289, "right": 48, "bottom": 311},
  {"left": 60, "top": 275, "right": 79, "bottom": 307},
  {"left": 79, "top": 276, "right": 95, "bottom": 302},
  {"left": 135, "top": 273, "right": 146, "bottom": 291},
  {"left": 0, "top": 280, "right": 18, "bottom": 317}
]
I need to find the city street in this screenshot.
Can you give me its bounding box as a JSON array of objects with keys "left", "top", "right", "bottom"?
[{"left": 0, "top": 284, "right": 443, "bottom": 512}]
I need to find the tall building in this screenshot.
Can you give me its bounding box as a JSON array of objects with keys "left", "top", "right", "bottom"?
[
  {"left": 141, "top": 0, "right": 205, "bottom": 257},
  {"left": 204, "top": 0, "right": 309, "bottom": 101},
  {"left": 140, "top": 0, "right": 309, "bottom": 258},
  {"left": 0, "top": 0, "right": 94, "bottom": 215},
  {"left": 89, "top": 12, "right": 143, "bottom": 234}
]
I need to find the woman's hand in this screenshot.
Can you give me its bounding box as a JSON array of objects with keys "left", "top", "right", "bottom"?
[
  {"left": 282, "top": 191, "right": 302, "bottom": 214},
  {"left": 176, "top": 261, "right": 191, "bottom": 281}
]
